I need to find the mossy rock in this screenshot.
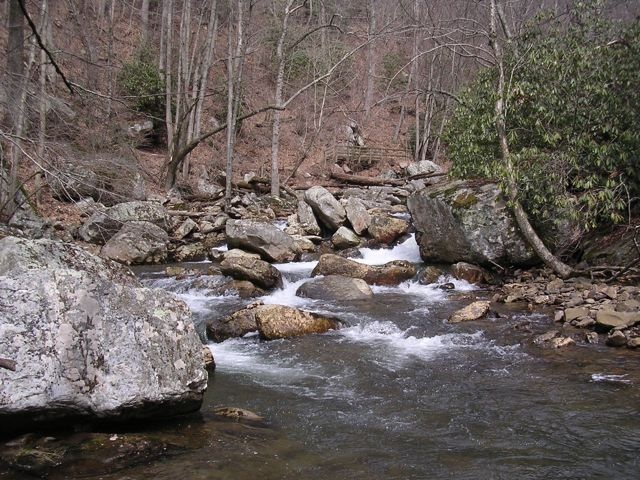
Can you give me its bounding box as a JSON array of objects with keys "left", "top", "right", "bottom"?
[{"left": 452, "top": 191, "right": 478, "bottom": 209}]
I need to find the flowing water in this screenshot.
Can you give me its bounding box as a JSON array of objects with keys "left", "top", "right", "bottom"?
[{"left": 124, "top": 235, "right": 640, "bottom": 480}]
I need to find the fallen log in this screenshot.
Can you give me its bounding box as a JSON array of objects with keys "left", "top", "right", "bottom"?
[{"left": 330, "top": 171, "right": 405, "bottom": 187}]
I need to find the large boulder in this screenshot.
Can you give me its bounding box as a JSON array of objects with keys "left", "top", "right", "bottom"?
[
  {"left": 100, "top": 221, "right": 169, "bottom": 265},
  {"left": 367, "top": 214, "right": 410, "bottom": 245},
  {"left": 406, "top": 160, "right": 443, "bottom": 177},
  {"left": 254, "top": 305, "right": 341, "bottom": 340},
  {"left": 296, "top": 201, "right": 321, "bottom": 236},
  {"left": 407, "top": 180, "right": 536, "bottom": 267},
  {"left": 225, "top": 219, "right": 296, "bottom": 263},
  {"left": 220, "top": 255, "right": 283, "bottom": 290},
  {"left": 206, "top": 303, "right": 261, "bottom": 342},
  {"left": 303, "top": 186, "right": 346, "bottom": 231},
  {"left": 0, "top": 237, "right": 207, "bottom": 433},
  {"left": 344, "top": 197, "right": 371, "bottom": 235},
  {"left": 312, "top": 254, "right": 416, "bottom": 286},
  {"left": 79, "top": 201, "right": 168, "bottom": 244},
  {"left": 296, "top": 275, "right": 374, "bottom": 301}
]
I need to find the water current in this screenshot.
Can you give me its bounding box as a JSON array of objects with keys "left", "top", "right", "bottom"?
[{"left": 132, "top": 235, "right": 640, "bottom": 479}]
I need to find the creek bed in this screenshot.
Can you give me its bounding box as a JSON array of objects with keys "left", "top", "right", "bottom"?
[{"left": 132, "top": 236, "right": 640, "bottom": 479}]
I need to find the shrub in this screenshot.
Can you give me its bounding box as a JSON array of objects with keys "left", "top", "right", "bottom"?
[
  {"left": 118, "top": 47, "right": 165, "bottom": 121},
  {"left": 445, "top": 4, "right": 640, "bottom": 232}
]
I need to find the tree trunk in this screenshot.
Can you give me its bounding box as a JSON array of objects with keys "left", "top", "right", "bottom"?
[
  {"left": 5, "top": 0, "right": 24, "bottom": 126},
  {"left": 489, "top": 0, "right": 572, "bottom": 278},
  {"left": 363, "top": 0, "right": 376, "bottom": 118},
  {"left": 270, "top": 0, "right": 296, "bottom": 198},
  {"left": 141, "top": 0, "right": 150, "bottom": 44}
]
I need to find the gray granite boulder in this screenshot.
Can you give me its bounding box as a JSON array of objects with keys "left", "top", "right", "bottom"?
[
  {"left": 100, "top": 221, "right": 169, "bottom": 265},
  {"left": 303, "top": 186, "right": 346, "bottom": 231},
  {"left": 0, "top": 236, "right": 207, "bottom": 433},
  {"left": 225, "top": 219, "right": 296, "bottom": 263},
  {"left": 408, "top": 180, "right": 536, "bottom": 267}
]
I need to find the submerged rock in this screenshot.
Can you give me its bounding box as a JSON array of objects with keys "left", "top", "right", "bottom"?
[
  {"left": 418, "top": 266, "right": 443, "bottom": 285},
  {"left": 448, "top": 301, "right": 491, "bottom": 323},
  {"left": 408, "top": 180, "right": 535, "bottom": 267},
  {"left": 451, "top": 262, "right": 493, "bottom": 285},
  {"left": 0, "top": 236, "right": 207, "bottom": 433},
  {"left": 255, "top": 304, "right": 341, "bottom": 340},
  {"left": 297, "top": 275, "right": 373, "bottom": 301},
  {"left": 225, "top": 219, "right": 296, "bottom": 263},
  {"left": 303, "top": 186, "right": 346, "bottom": 231}
]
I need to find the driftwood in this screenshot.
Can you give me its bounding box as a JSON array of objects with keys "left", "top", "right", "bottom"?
[
  {"left": 0, "top": 358, "right": 16, "bottom": 371},
  {"left": 166, "top": 210, "right": 211, "bottom": 218},
  {"left": 407, "top": 171, "right": 448, "bottom": 181}
]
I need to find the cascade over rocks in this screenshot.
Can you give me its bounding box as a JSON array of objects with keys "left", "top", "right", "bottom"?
[
  {"left": 312, "top": 254, "right": 417, "bottom": 286},
  {"left": 303, "top": 186, "right": 346, "bottom": 231},
  {"left": 220, "top": 255, "right": 283, "bottom": 290},
  {"left": 408, "top": 180, "right": 536, "bottom": 267},
  {"left": 225, "top": 219, "right": 296, "bottom": 263},
  {"left": 79, "top": 201, "right": 168, "bottom": 244},
  {"left": 254, "top": 304, "right": 342, "bottom": 340},
  {"left": 0, "top": 236, "right": 207, "bottom": 433},
  {"left": 296, "top": 275, "right": 374, "bottom": 301},
  {"left": 100, "top": 221, "right": 169, "bottom": 265}
]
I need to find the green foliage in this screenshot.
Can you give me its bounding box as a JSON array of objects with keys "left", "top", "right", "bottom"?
[
  {"left": 446, "top": 3, "right": 640, "bottom": 232},
  {"left": 286, "top": 49, "right": 312, "bottom": 82},
  {"left": 118, "top": 47, "right": 165, "bottom": 120}
]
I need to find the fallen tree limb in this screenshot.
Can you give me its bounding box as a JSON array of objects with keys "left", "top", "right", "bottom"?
[{"left": 330, "top": 171, "right": 405, "bottom": 187}]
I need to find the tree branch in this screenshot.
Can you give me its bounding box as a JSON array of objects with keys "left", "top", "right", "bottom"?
[{"left": 17, "top": 0, "right": 74, "bottom": 95}]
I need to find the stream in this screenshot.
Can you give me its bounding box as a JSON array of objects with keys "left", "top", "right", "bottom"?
[{"left": 124, "top": 235, "right": 640, "bottom": 479}]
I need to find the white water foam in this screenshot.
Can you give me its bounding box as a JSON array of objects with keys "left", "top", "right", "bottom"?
[
  {"left": 274, "top": 260, "right": 318, "bottom": 276},
  {"left": 590, "top": 373, "right": 632, "bottom": 385},
  {"left": 261, "top": 277, "right": 317, "bottom": 308},
  {"left": 355, "top": 234, "right": 423, "bottom": 265},
  {"left": 339, "top": 321, "right": 487, "bottom": 364}
]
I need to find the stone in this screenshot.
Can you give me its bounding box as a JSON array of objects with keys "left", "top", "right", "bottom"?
[
  {"left": 0, "top": 237, "right": 207, "bottom": 433},
  {"left": 255, "top": 305, "right": 341, "bottom": 340},
  {"left": 616, "top": 299, "right": 640, "bottom": 312},
  {"left": 296, "top": 201, "right": 321, "bottom": 236},
  {"left": 220, "top": 255, "right": 283, "bottom": 290},
  {"left": 344, "top": 197, "right": 371, "bottom": 235},
  {"left": 546, "top": 278, "right": 564, "bottom": 294},
  {"left": 292, "top": 235, "right": 316, "bottom": 253},
  {"left": 564, "top": 307, "right": 590, "bottom": 323},
  {"left": 605, "top": 330, "right": 628, "bottom": 347},
  {"left": 174, "top": 218, "right": 198, "bottom": 239},
  {"left": 534, "top": 330, "right": 559, "bottom": 345},
  {"left": 448, "top": 301, "right": 491, "bottom": 323},
  {"left": 79, "top": 201, "right": 168, "bottom": 244},
  {"left": 627, "top": 337, "right": 640, "bottom": 348},
  {"left": 225, "top": 219, "right": 296, "bottom": 263},
  {"left": 296, "top": 275, "right": 373, "bottom": 301},
  {"left": 575, "top": 317, "right": 596, "bottom": 328},
  {"left": 331, "top": 226, "right": 361, "bottom": 249},
  {"left": 451, "top": 262, "right": 492, "bottom": 284},
  {"left": 585, "top": 332, "right": 599, "bottom": 344},
  {"left": 303, "top": 186, "right": 346, "bottom": 231},
  {"left": 100, "top": 221, "right": 169, "bottom": 265},
  {"left": 203, "top": 347, "right": 216, "bottom": 372},
  {"left": 207, "top": 304, "right": 261, "bottom": 342},
  {"left": 418, "top": 266, "right": 443, "bottom": 285},
  {"left": 408, "top": 180, "right": 536, "bottom": 267},
  {"left": 549, "top": 336, "right": 576, "bottom": 349},
  {"left": 406, "top": 160, "right": 443, "bottom": 177},
  {"left": 172, "top": 243, "right": 208, "bottom": 263},
  {"left": 223, "top": 248, "right": 262, "bottom": 260},
  {"left": 367, "top": 215, "right": 410, "bottom": 245},
  {"left": 312, "top": 254, "right": 416, "bottom": 286},
  {"left": 595, "top": 310, "right": 640, "bottom": 330}
]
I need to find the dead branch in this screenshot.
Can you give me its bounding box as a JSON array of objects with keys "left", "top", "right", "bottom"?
[{"left": 330, "top": 171, "right": 405, "bottom": 187}]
